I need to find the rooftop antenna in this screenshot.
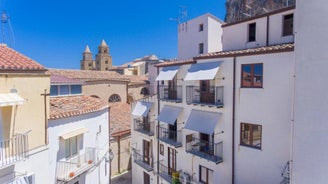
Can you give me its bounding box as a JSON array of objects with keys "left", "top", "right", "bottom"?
[
  {"left": 169, "top": 5, "right": 188, "bottom": 24},
  {"left": 1, "top": 10, "right": 15, "bottom": 46}
]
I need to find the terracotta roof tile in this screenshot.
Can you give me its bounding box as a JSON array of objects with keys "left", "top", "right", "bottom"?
[
  {"left": 50, "top": 75, "right": 84, "bottom": 84},
  {"left": 49, "top": 96, "right": 108, "bottom": 120},
  {"left": 155, "top": 59, "right": 196, "bottom": 67},
  {"left": 0, "top": 45, "right": 45, "bottom": 71},
  {"left": 109, "top": 103, "right": 131, "bottom": 134},
  {"left": 47, "top": 69, "right": 130, "bottom": 82},
  {"left": 195, "top": 43, "right": 294, "bottom": 59},
  {"left": 126, "top": 75, "right": 149, "bottom": 85}
]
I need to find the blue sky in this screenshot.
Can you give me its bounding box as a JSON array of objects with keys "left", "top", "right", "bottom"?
[{"left": 4, "top": 0, "right": 226, "bottom": 69}]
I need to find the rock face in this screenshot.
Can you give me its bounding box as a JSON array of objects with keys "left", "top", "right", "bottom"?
[{"left": 225, "top": 0, "right": 295, "bottom": 23}]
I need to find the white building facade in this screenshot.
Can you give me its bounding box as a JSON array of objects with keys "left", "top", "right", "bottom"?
[
  {"left": 178, "top": 13, "right": 224, "bottom": 60},
  {"left": 48, "top": 77, "right": 111, "bottom": 184},
  {"left": 131, "top": 6, "right": 298, "bottom": 184}
]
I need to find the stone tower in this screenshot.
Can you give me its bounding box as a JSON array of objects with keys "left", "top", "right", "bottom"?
[
  {"left": 81, "top": 45, "right": 95, "bottom": 70},
  {"left": 95, "top": 40, "right": 112, "bottom": 71}
]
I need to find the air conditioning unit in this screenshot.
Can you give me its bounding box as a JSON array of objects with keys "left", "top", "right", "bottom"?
[{"left": 179, "top": 172, "right": 190, "bottom": 184}]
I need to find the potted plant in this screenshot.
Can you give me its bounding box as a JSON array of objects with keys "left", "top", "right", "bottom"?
[{"left": 69, "top": 172, "right": 75, "bottom": 178}]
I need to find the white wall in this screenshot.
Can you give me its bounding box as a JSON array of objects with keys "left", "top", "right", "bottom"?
[
  {"left": 48, "top": 108, "right": 110, "bottom": 184},
  {"left": 178, "top": 14, "right": 223, "bottom": 60},
  {"left": 222, "top": 9, "right": 294, "bottom": 51},
  {"left": 15, "top": 146, "right": 50, "bottom": 183},
  {"left": 293, "top": 1, "right": 328, "bottom": 183},
  {"left": 234, "top": 52, "right": 294, "bottom": 184}
]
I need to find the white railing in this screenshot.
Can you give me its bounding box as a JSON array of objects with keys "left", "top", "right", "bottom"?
[
  {"left": 56, "top": 147, "right": 96, "bottom": 181},
  {"left": 0, "top": 134, "right": 29, "bottom": 168}
]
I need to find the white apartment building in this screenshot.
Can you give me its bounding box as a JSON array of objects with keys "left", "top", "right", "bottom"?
[
  {"left": 131, "top": 5, "right": 298, "bottom": 184},
  {"left": 48, "top": 75, "right": 112, "bottom": 184},
  {"left": 178, "top": 13, "right": 223, "bottom": 60}
]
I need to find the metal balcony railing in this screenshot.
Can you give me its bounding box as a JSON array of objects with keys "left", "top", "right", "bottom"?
[
  {"left": 133, "top": 150, "right": 153, "bottom": 172},
  {"left": 186, "top": 135, "right": 223, "bottom": 164},
  {"left": 158, "top": 161, "right": 176, "bottom": 183},
  {"left": 186, "top": 86, "right": 224, "bottom": 107},
  {"left": 0, "top": 134, "right": 29, "bottom": 168},
  {"left": 158, "top": 85, "right": 182, "bottom": 103},
  {"left": 280, "top": 161, "right": 291, "bottom": 184},
  {"left": 56, "top": 147, "right": 96, "bottom": 181},
  {"left": 157, "top": 126, "right": 182, "bottom": 148},
  {"left": 133, "top": 119, "right": 155, "bottom": 136}
]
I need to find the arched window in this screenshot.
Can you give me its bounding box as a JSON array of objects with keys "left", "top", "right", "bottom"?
[
  {"left": 109, "top": 94, "right": 121, "bottom": 102},
  {"left": 140, "top": 87, "right": 149, "bottom": 96}
]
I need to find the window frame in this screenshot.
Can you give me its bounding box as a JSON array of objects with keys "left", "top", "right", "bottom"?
[
  {"left": 199, "top": 24, "right": 204, "bottom": 32},
  {"left": 65, "top": 136, "right": 78, "bottom": 159},
  {"left": 282, "top": 13, "right": 294, "bottom": 36},
  {"left": 248, "top": 22, "right": 256, "bottom": 42},
  {"left": 240, "top": 123, "right": 262, "bottom": 150},
  {"left": 241, "top": 63, "right": 263, "bottom": 88},
  {"left": 199, "top": 43, "right": 204, "bottom": 54},
  {"left": 199, "top": 165, "right": 213, "bottom": 184}
]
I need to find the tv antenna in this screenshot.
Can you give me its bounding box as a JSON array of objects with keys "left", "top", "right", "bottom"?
[
  {"left": 169, "top": 5, "right": 188, "bottom": 24},
  {"left": 1, "top": 10, "right": 15, "bottom": 46}
]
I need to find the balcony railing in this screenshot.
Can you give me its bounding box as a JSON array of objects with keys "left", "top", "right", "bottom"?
[
  {"left": 157, "top": 126, "right": 182, "bottom": 148},
  {"left": 186, "top": 135, "right": 223, "bottom": 164},
  {"left": 186, "top": 86, "right": 224, "bottom": 107},
  {"left": 134, "top": 119, "right": 155, "bottom": 136},
  {"left": 56, "top": 147, "right": 96, "bottom": 181},
  {"left": 158, "top": 161, "right": 177, "bottom": 183},
  {"left": 158, "top": 85, "right": 182, "bottom": 103},
  {"left": 0, "top": 134, "right": 28, "bottom": 168},
  {"left": 133, "top": 150, "right": 153, "bottom": 172}
]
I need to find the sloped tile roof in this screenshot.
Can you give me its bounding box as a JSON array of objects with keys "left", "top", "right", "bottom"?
[
  {"left": 109, "top": 102, "right": 131, "bottom": 135},
  {"left": 195, "top": 43, "right": 294, "bottom": 59},
  {"left": 49, "top": 96, "right": 108, "bottom": 120},
  {"left": 50, "top": 75, "right": 84, "bottom": 84},
  {"left": 127, "top": 75, "right": 149, "bottom": 85},
  {"left": 0, "top": 45, "right": 45, "bottom": 71},
  {"left": 155, "top": 59, "right": 196, "bottom": 67},
  {"left": 47, "top": 69, "right": 130, "bottom": 82}
]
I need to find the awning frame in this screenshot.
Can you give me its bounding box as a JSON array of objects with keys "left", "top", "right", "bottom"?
[{"left": 59, "top": 128, "right": 88, "bottom": 139}]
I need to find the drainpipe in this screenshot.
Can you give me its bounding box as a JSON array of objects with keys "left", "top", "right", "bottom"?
[
  {"left": 266, "top": 15, "right": 270, "bottom": 46},
  {"left": 232, "top": 57, "right": 236, "bottom": 184},
  {"left": 118, "top": 135, "right": 121, "bottom": 173},
  {"left": 156, "top": 67, "right": 160, "bottom": 184}
]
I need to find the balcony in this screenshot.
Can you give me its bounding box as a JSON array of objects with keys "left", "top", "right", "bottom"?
[
  {"left": 186, "top": 86, "right": 224, "bottom": 107},
  {"left": 133, "top": 119, "right": 155, "bottom": 136},
  {"left": 158, "top": 85, "right": 182, "bottom": 103},
  {"left": 133, "top": 150, "right": 153, "bottom": 172},
  {"left": 0, "top": 134, "right": 28, "bottom": 168},
  {"left": 158, "top": 161, "right": 177, "bottom": 183},
  {"left": 157, "top": 126, "right": 182, "bottom": 148},
  {"left": 186, "top": 135, "right": 223, "bottom": 164},
  {"left": 56, "top": 147, "right": 96, "bottom": 182}
]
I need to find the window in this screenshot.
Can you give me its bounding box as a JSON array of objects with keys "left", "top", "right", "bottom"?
[
  {"left": 248, "top": 23, "right": 256, "bottom": 42},
  {"left": 50, "top": 85, "right": 59, "bottom": 96},
  {"left": 241, "top": 63, "right": 263, "bottom": 88},
  {"left": 240, "top": 123, "right": 262, "bottom": 149},
  {"left": 109, "top": 94, "right": 121, "bottom": 102},
  {"left": 199, "top": 24, "right": 204, "bottom": 32},
  {"left": 105, "top": 60, "right": 108, "bottom": 64},
  {"left": 160, "top": 144, "right": 164, "bottom": 155},
  {"left": 199, "top": 165, "right": 213, "bottom": 184},
  {"left": 65, "top": 136, "right": 78, "bottom": 158},
  {"left": 71, "top": 85, "right": 82, "bottom": 95},
  {"left": 140, "top": 87, "right": 149, "bottom": 96},
  {"left": 199, "top": 43, "right": 204, "bottom": 54},
  {"left": 283, "top": 14, "right": 293, "bottom": 36},
  {"left": 59, "top": 85, "right": 69, "bottom": 95},
  {"left": 50, "top": 85, "right": 82, "bottom": 96}
]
